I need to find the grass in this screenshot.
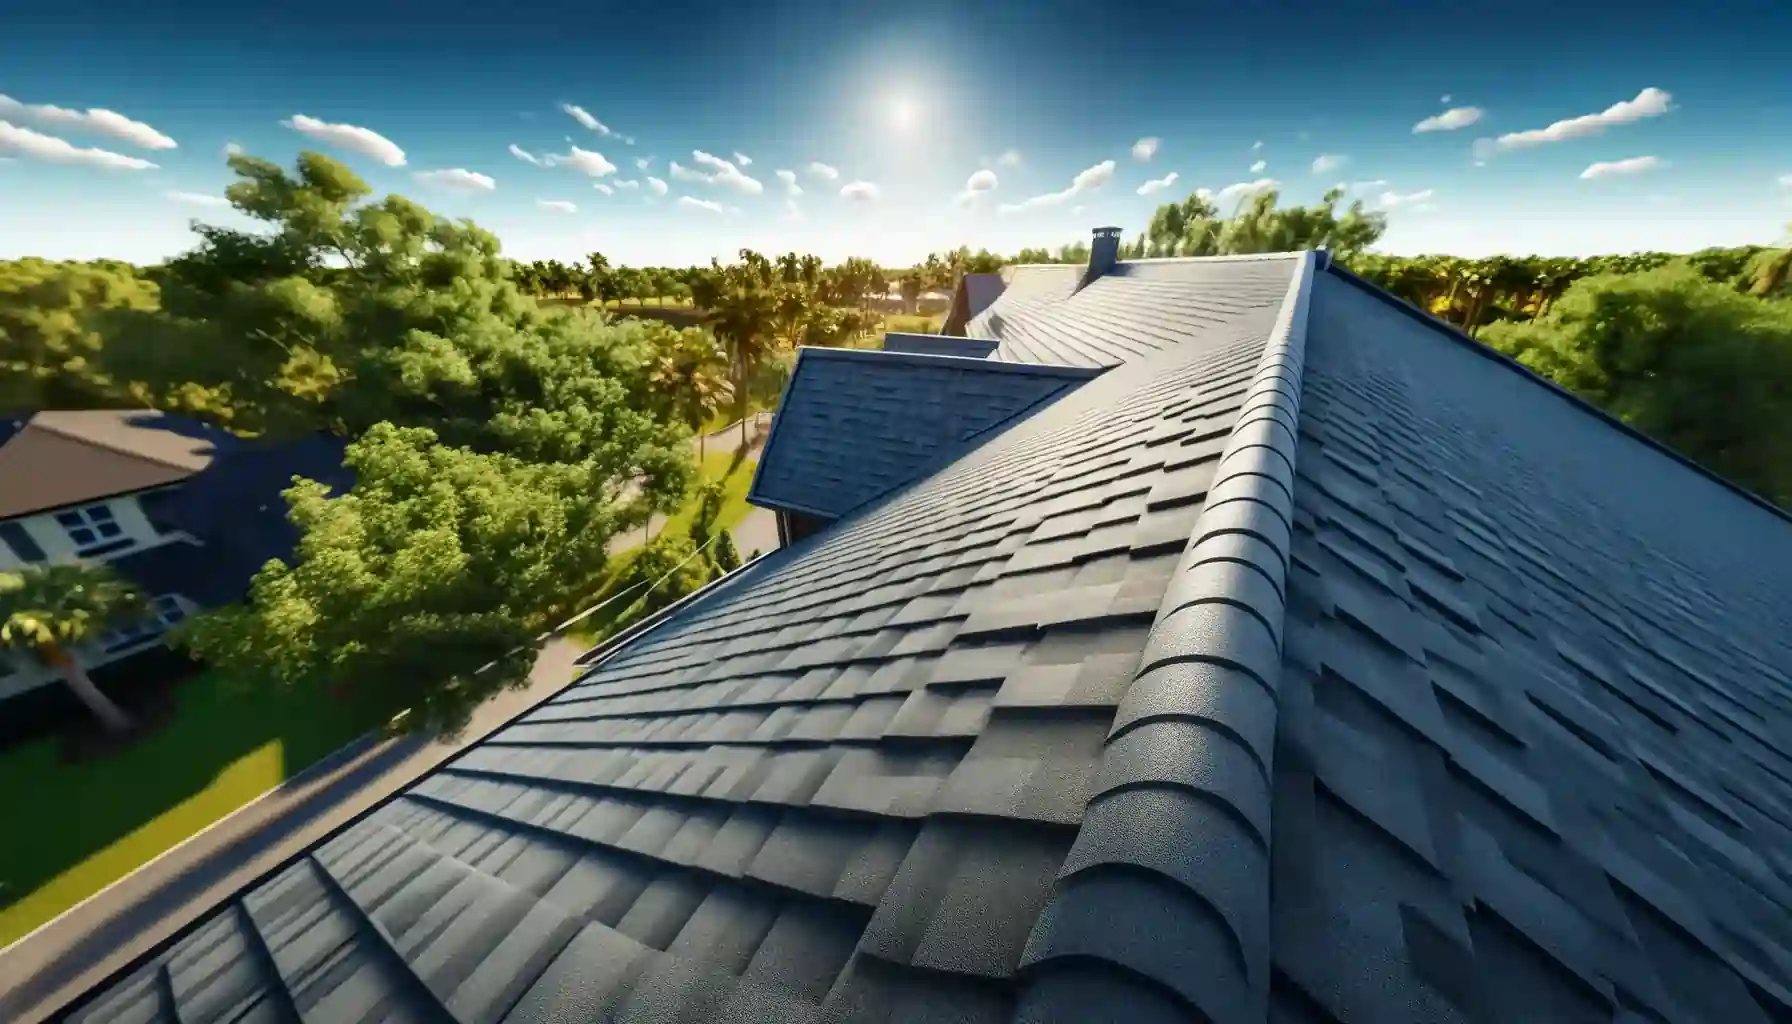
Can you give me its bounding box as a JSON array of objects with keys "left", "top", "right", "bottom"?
[
  {"left": 0, "top": 670, "right": 375, "bottom": 947},
  {"left": 881, "top": 312, "right": 946, "bottom": 334},
  {"left": 570, "top": 450, "right": 760, "bottom": 647}
]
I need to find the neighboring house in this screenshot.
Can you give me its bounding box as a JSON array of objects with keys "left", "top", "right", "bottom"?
[
  {"left": 58, "top": 237, "right": 1792, "bottom": 1024},
  {"left": 0, "top": 410, "right": 349, "bottom": 723}
]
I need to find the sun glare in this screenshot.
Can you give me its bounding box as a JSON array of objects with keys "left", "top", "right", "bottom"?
[{"left": 889, "top": 96, "right": 916, "bottom": 130}]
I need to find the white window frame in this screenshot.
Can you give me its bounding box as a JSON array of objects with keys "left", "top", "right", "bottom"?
[
  {"left": 53, "top": 502, "right": 131, "bottom": 555},
  {"left": 101, "top": 595, "right": 189, "bottom": 654}
]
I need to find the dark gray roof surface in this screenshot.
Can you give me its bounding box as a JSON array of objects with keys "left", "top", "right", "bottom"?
[
  {"left": 966, "top": 256, "right": 1297, "bottom": 368},
  {"left": 56, "top": 253, "right": 1792, "bottom": 1024},
  {"left": 880, "top": 333, "right": 999, "bottom": 360},
  {"left": 746, "top": 347, "right": 1101, "bottom": 521}
]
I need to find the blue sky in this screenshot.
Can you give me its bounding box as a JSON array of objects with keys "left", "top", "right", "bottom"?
[{"left": 3, "top": 0, "right": 1790, "bottom": 267}]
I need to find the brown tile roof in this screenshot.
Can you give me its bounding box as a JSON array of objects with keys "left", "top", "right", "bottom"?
[{"left": 0, "top": 410, "right": 229, "bottom": 519}]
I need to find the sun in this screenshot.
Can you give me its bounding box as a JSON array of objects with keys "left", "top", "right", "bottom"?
[{"left": 889, "top": 96, "right": 916, "bottom": 130}]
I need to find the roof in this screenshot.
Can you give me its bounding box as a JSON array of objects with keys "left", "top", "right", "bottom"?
[
  {"left": 880, "top": 332, "right": 999, "bottom": 360},
  {"left": 746, "top": 346, "right": 1101, "bottom": 521},
  {"left": 0, "top": 410, "right": 239, "bottom": 519},
  {"left": 109, "top": 539, "right": 246, "bottom": 607},
  {"left": 160, "top": 433, "right": 355, "bottom": 601},
  {"left": 55, "top": 252, "right": 1792, "bottom": 1024},
  {"left": 966, "top": 256, "right": 1295, "bottom": 368},
  {"left": 939, "top": 273, "right": 1007, "bottom": 337}
]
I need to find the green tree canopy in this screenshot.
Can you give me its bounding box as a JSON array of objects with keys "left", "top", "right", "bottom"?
[
  {"left": 93, "top": 151, "right": 688, "bottom": 502},
  {"left": 0, "top": 258, "right": 159, "bottom": 409},
  {"left": 180, "top": 423, "right": 644, "bottom": 735},
  {"left": 1481, "top": 264, "right": 1792, "bottom": 506}
]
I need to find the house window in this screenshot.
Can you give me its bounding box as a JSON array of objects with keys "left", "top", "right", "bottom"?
[
  {"left": 102, "top": 595, "right": 188, "bottom": 654},
  {"left": 0, "top": 521, "right": 47, "bottom": 563},
  {"left": 54, "top": 503, "right": 130, "bottom": 556}
]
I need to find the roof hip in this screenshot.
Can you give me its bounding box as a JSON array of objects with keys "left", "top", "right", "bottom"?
[{"left": 1012, "top": 251, "right": 1317, "bottom": 1024}]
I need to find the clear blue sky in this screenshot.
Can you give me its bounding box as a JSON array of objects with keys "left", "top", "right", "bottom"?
[{"left": 3, "top": 0, "right": 1790, "bottom": 267}]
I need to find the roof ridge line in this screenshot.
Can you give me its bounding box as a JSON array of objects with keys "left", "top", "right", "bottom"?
[{"left": 1009, "top": 250, "right": 1317, "bottom": 1024}]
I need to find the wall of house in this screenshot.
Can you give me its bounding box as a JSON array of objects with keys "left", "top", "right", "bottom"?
[
  {"left": 0, "top": 487, "right": 201, "bottom": 704},
  {"left": 0, "top": 593, "right": 200, "bottom": 702}
]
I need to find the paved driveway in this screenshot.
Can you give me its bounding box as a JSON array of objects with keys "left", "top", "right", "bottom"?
[{"left": 0, "top": 639, "right": 586, "bottom": 1024}]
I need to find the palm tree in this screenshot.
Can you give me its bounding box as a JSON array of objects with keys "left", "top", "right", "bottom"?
[
  {"left": 701, "top": 283, "right": 781, "bottom": 449},
  {"left": 649, "top": 329, "right": 732, "bottom": 459},
  {"left": 0, "top": 564, "right": 150, "bottom": 734}
]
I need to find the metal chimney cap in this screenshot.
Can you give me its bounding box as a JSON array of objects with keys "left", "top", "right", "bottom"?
[{"left": 1092, "top": 226, "right": 1123, "bottom": 237}]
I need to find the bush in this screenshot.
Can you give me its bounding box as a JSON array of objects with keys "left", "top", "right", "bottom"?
[{"left": 1480, "top": 263, "right": 1792, "bottom": 506}]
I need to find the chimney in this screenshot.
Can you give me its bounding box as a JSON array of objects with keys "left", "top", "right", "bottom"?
[{"left": 1078, "top": 226, "right": 1123, "bottom": 292}]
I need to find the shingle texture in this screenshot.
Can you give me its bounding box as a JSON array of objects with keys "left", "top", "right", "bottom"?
[
  {"left": 57, "top": 254, "right": 1792, "bottom": 1024},
  {"left": 747, "top": 347, "right": 1101, "bottom": 520},
  {"left": 966, "top": 257, "right": 1296, "bottom": 368}
]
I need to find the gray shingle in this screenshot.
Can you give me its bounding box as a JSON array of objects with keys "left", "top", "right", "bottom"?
[
  {"left": 748, "top": 347, "right": 1102, "bottom": 521},
  {"left": 57, "top": 251, "right": 1792, "bottom": 1024}
]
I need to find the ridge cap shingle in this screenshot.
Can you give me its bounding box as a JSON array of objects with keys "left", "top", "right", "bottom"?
[{"left": 1012, "top": 251, "right": 1317, "bottom": 1024}]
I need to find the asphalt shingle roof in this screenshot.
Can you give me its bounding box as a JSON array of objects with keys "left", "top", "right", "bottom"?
[
  {"left": 55, "top": 252, "right": 1792, "bottom": 1024},
  {"left": 747, "top": 347, "right": 1102, "bottom": 521},
  {"left": 0, "top": 410, "right": 239, "bottom": 519}
]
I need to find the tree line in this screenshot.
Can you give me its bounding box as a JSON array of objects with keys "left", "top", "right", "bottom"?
[{"left": 4, "top": 157, "right": 1788, "bottom": 738}]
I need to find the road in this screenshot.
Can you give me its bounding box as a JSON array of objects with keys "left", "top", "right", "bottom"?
[{"left": 0, "top": 639, "right": 587, "bottom": 1024}]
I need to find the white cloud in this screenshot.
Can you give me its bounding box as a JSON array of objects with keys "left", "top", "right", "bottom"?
[
  {"left": 636, "top": 156, "right": 652, "bottom": 171},
  {"left": 1378, "top": 188, "right": 1435, "bottom": 209},
  {"left": 1131, "top": 137, "right": 1160, "bottom": 162},
  {"left": 840, "top": 180, "right": 880, "bottom": 202},
  {"left": 1479, "top": 88, "right": 1671, "bottom": 155},
  {"left": 1413, "top": 106, "right": 1484, "bottom": 133},
  {"left": 1440, "top": 94, "right": 1452, "bottom": 103},
  {"left": 1777, "top": 173, "right": 1792, "bottom": 187},
  {"left": 1311, "top": 153, "right": 1349, "bottom": 174},
  {"left": 733, "top": 151, "right": 752, "bottom": 166},
  {"left": 995, "top": 150, "right": 1022, "bottom": 169},
  {"left": 690, "top": 150, "right": 763, "bottom": 194},
  {"left": 592, "top": 182, "right": 613, "bottom": 195},
  {"left": 1579, "top": 155, "right": 1664, "bottom": 180},
  {"left": 0, "top": 95, "right": 177, "bottom": 150},
  {"left": 678, "top": 195, "right": 724, "bottom": 214},
  {"left": 281, "top": 114, "right": 405, "bottom": 166},
  {"left": 646, "top": 176, "right": 668, "bottom": 197},
  {"left": 0, "top": 121, "right": 158, "bottom": 170},
  {"left": 782, "top": 199, "right": 804, "bottom": 222},
  {"left": 1252, "top": 140, "right": 1264, "bottom": 152},
  {"left": 509, "top": 144, "right": 542, "bottom": 165},
  {"left": 615, "top": 178, "right": 640, "bottom": 190},
  {"left": 776, "top": 168, "right": 803, "bottom": 197},
  {"left": 955, "top": 168, "right": 998, "bottom": 206},
  {"left": 561, "top": 104, "right": 627, "bottom": 142},
  {"left": 1137, "top": 171, "right": 1179, "bottom": 195},
  {"left": 1214, "top": 178, "right": 1280, "bottom": 207},
  {"left": 1072, "top": 205, "right": 1085, "bottom": 216},
  {"left": 543, "top": 146, "right": 617, "bottom": 177},
  {"left": 1350, "top": 179, "right": 1390, "bottom": 191},
  {"left": 808, "top": 161, "right": 839, "bottom": 180},
  {"left": 998, "top": 159, "right": 1116, "bottom": 214},
  {"left": 223, "top": 142, "right": 242, "bottom": 157},
  {"left": 167, "top": 190, "right": 227, "bottom": 207},
  {"left": 414, "top": 168, "right": 496, "bottom": 190},
  {"left": 537, "top": 199, "right": 578, "bottom": 213},
  {"left": 669, "top": 160, "right": 705, "bottom": 183},
  {"left": 1250, "top": 159, "right": 1267, "bottom": 173}
]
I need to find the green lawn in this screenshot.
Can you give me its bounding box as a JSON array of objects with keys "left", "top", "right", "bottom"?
[
  {"left": 570, "top": 451, "right": 760, "bottom": 647},
  {"left": 0, "top": 670, "right": 375, "bottom": 947}
]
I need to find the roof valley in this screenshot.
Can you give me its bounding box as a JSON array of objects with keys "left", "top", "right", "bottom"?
[{"left": 1011, "top": 252, "right": 1316, "bottom": 1023}]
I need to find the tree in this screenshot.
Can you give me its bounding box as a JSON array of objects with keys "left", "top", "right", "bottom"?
[
  {"left": 1142, "top": 187, "right": 1385, "bottom": 260},
  {"left": 688, "top": 479, "right": 741, "bottom": 576},
  {"left": 1748, "top": 225, "right": 1792, "bottom": 299},
  {"left": 0, "top": 258, "right": 159, "bottom": 409},
  {"left": 1481, "top": 264, "right": 1792, "bottom": 506},
  {"left": 92, "top": 150, "right": 688, "bottom": 498},
  {"left": 647, "top": 326, "right": 732, "bottom": 458},
  {"left": 0, "top": 564, "right": 149, "bottom": 734},
  {"left": 180, "top": 423, "right": 647, "bottom": 736}
]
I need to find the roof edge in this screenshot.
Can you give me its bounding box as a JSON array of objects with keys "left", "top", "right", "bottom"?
[
  {"left": 1324, "top": 260, "right": 1792, "bottom": 525},
  {"left": 1011, "top": 250, "right": 1317, "bottom": 1023}
]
